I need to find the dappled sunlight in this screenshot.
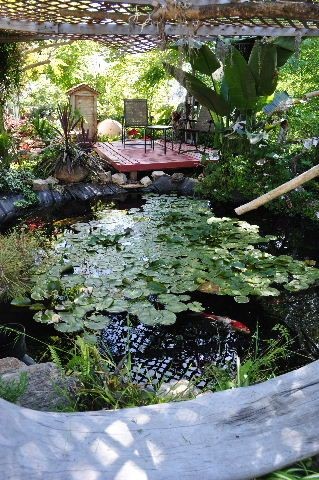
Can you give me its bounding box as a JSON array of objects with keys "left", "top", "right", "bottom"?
[{"left": 1, "top": 360, "right": 319, "bottom": 479}]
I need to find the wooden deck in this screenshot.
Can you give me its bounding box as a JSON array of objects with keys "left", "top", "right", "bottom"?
[
  {"left": 1, "top": 360, "right": 319, "bottom": 480},
  {"left": 94, "top": 141, "right": 218, "bottom": 173}
]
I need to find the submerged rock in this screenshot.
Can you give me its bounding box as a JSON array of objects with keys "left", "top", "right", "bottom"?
[{"left": 144, "top": 174, "right": 197, "bottom": 196}]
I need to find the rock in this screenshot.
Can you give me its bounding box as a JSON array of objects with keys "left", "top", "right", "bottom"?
[
  {"left": 97, "top": 119, "right": 122, "bottom": 137},
  {"left": 0, "top": 357, "right": 25, "bottom": 375},
  {"left": 151, "top": 171, "right": 166, "bottom": 181},
  {"left": 0, "top": 362, "right": 76, "bottom": 411},
  {"left": 157, "top": 379, "right": 199, "bottom": 399},
  {"left": 140, "top": 176, "right": 152, "bottom": 187},
  {"left": 97, "top": 170, "right": 112, "bottom": 184},
  {"left": 171, "top": 172, "right": 185, "bottom": 183},
  {"left": 46, "top": 176, "right": 59, "bottom": 186},
  {"left": 112, "top": 173, "right": 127, "bottom": 185},
  {"left": 32, "top": 179, "right": 50, "bottom": 192}
]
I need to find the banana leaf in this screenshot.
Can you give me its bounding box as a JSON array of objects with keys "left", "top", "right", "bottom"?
[
  {"left": 164, "top": 63, "right": 231, "bottom": 116},
  {"left": 272, "top": 37, "right": 297, "bottom": 67},
  {"left": 224, "top": 47, "right": 257, "bottom": 112},
  {"left": 248, "top": 43, "right": 278, "bottom": 96},
  {"left": 187, "top": 44, "right": 220, "bottom": 76}
]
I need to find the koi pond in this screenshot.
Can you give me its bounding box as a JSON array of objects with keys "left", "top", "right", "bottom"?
[{"left": 1, "top": 194, "right": 319, "bottom": 386}]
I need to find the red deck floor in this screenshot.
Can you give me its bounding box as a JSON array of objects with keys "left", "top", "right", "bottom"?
[{"left": 94, "top": 141, "right": 218, "bottom": 173}]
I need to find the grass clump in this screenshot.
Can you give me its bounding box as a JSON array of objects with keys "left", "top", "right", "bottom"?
[
  {"left": 0, "top": 372, "right": 28, "bottom": 403},
  {"left": 51, "top": 337, "right": 171, "bottom": 412},
  {"left": 0, "top": 230, "right": 39, "bottom": 302}
]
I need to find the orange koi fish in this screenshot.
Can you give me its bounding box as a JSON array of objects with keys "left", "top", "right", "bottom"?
[{"left": 201, "top": 312, "right": 251, "bottom": 334}]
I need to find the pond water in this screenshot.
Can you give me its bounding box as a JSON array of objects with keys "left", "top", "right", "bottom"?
[{"left": 1, "top": 193, "right": 318, "bottom": 386}]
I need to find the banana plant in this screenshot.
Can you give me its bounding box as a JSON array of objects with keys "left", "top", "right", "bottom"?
[{"left": 165, "top": 37, "right": 298, "bottom": 129}]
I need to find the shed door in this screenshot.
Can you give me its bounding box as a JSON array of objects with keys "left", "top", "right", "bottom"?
[{"left": 75, "top": 95, "right": 95, "bottom": 138}]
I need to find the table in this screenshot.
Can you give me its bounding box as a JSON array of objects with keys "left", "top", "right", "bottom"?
[{"left": 146, "top": 125, "right": 173, "bottom": 154}]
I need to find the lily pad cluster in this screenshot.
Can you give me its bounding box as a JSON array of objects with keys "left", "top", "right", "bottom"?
[{"left": 15, "top": 195, "right": 319, "bottom": 333}]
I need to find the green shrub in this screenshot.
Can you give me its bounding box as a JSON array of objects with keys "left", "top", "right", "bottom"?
[
  {"left": 0, "top": 230, "right": 39, "bottom": 302},
  {"left": 0, "top": 168, "right": 38, "bottom": 208},
  {"left": 0, "top": 132, "right": 16, "bottom": 169},
  {"left": 198, "top": 142, "right": 319, "bottom": 219}
]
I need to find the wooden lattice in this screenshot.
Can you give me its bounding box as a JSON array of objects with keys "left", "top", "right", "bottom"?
[{"left": 0, "top": 1, "right": 318, "bottom": 52}]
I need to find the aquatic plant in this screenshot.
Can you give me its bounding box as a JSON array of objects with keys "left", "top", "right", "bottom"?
[
  {"left": 0, "top": 230, "right": 40, "bottom": 302},
  {"left": 51, "top": 336, "right": 172, "bottom": 411},
  {"left": 16, "top": 196, "right": 319, "bottom": 333}
]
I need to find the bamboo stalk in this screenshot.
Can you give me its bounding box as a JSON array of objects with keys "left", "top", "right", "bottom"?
[{"left": 235, "top": 164, "right": 319, "bottom": 215}]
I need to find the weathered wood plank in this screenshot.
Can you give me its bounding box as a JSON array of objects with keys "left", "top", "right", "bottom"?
[
  {"left": 1, "top": 360, "right": 319, "bottom": 480},
  {"left": 0, "top": 17, "right": 318, "bottom": 38}
]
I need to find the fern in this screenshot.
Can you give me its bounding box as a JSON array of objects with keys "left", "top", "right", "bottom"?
[{"left": 49, "top": 346, "right": 64, "bottom": 371}]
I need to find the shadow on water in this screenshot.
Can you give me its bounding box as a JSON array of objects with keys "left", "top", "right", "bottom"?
[{"left": 0, "top": 194, "right": 318, "bottom": 383}]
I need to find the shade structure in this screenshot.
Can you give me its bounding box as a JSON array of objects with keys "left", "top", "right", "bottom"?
[{"left": 0, "top": 1, "right": 319, "bottom": 52}]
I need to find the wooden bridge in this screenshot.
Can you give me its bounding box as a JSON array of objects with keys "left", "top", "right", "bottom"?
[{"left": 1, "top": 360, "right": 319, "bottom": 480}]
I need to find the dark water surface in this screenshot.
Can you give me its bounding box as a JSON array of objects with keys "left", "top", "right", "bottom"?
[{"left": 1, "top": 194, "right": 318, "bottom": 384}]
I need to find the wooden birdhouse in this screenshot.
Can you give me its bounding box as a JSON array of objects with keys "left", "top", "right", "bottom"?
[{"left": 66, "top": 84, "right": 99, "bottom": 141}]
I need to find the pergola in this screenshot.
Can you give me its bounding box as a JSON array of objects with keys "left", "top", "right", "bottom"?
[{"left": 0, "top": 1, "right": 319, "bottom": 53}]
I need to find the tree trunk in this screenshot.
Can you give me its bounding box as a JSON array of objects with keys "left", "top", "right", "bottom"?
[{"left": 235, "top": 164, "right": 319, "bottom": 215}]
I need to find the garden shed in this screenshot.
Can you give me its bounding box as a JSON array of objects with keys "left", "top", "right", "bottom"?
[
  {"left": 67, "top": 83, "right": 99, "bottom": 141},
  {"left": 1, "top": 2, "right": 319, "bottom": 480}
]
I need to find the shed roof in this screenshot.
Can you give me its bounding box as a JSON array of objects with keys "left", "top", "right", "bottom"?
[
  {"left": 0, "top": 1, "right": 318, "bottom": 52},
  {"left": 66, "top": 84, "right": 100, "bottom": 95}
]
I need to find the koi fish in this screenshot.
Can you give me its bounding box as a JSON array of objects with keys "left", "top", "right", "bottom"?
[{"left": 201, "top": 312, "right": 251, "bottom": 334}]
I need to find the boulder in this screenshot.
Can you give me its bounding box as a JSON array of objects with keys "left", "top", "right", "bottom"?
[
  {"left": 0, "top": 362, "right": 76, "bottom": 411},
  {"left": 151, "top": 171, "right": 166, "bottom": 181},
  {"left": 140, "top": 176, "right": 152, "bottom": 187},
  {"left": 97, "top": 170, "right": 112, "bottom": 184},
  {"left": 112, "top": 173, "right": 127, "bottom": 185},
  {"left": 0, "top": 357, "right": 25, "bottom": 375},
  {"left": 98, "top": 119, "right": 122, "bottom": 138},
  {"left": 32, "top": 179, "right": 50, "bottom": 192}
]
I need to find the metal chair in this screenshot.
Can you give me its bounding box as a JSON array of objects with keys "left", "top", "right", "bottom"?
[
  {"left": 177, "top": 106, "right": 214, "bottom": 154},
  {"left": 121, "top": 99, "right": 152, "bottom": 151}
]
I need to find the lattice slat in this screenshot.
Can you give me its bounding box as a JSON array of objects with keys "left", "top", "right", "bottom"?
[{"left": 0, "top": 1, "right": 318, "bottom": 52}]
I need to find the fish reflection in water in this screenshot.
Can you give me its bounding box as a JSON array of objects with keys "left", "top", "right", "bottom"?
[{"left": 100, "top": 313, "right": 248, "bottom": 387}]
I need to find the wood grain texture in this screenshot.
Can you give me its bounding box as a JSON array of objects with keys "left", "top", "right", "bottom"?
[{"left": 1, "top": 360, "right": 319, "bottom": 480}]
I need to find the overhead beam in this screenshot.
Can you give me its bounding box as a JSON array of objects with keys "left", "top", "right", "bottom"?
[
  {"left": 151, "top": 1, "right": 319, "bottom": 22},
  {"left": 0, "top": 17, "right": 319, "bottom": 38}
]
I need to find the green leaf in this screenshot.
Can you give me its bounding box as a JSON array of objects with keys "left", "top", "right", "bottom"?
[
  {"left": 224, "top": 46, "right": 257, "bottom": 111},
  {"left": 188, "top": 45, "right": 220, "bottom": 76},
  {"left": 164, "top": 63, "right": 231, "bottom": 116},
  {"left": 248, "top": 43, "right": 278, "bottom": 96},
  {"left": 234, "top": 296, "right": 250, "bottom": 304},
  {"left": 11, "top": 296, "right": 31, "bottom": 307}
]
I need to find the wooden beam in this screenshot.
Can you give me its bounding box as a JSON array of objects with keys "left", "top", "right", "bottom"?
[
  {"left": 0, "top": 17, "right": 319, "bottom": 37},
  {"left": 1, "top": 360, "right": 319, "bottom": 480},
  {"left": 151, "top": 1, "right": 319, "bottom": 22}
]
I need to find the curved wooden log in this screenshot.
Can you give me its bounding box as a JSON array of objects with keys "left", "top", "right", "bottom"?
[{"left": 1, "top": 360, "right": 319, "bottom": 480}]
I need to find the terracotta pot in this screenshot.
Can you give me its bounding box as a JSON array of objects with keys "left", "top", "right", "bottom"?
[{"left": 55, "top": 165, "right": 89, "bottom": 183}]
